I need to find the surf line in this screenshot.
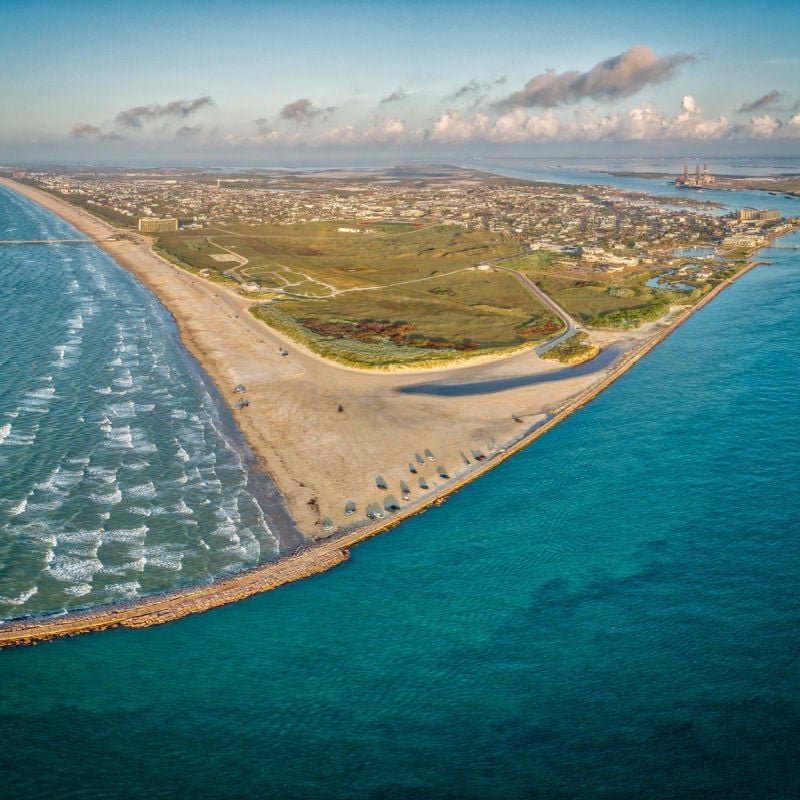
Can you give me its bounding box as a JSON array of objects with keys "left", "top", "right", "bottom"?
[{"left": 0, "top": 257, "right": 766, "bottom": 650}]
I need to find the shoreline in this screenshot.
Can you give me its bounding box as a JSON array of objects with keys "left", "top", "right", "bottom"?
[
  {"left": 0, "top": 178, "right": 778, "bottom": 647},
  {"left": 0, "top": 256, "right": 766, "bottom": 648}
]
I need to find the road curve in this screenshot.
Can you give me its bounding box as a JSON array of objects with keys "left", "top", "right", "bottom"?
[{"left": 493, "top": 265, "right": 581, "bottom": 354}]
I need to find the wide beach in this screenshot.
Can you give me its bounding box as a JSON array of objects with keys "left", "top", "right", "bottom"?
[
  {"left": 0, "top": 177, "right": 654, "bottom": 539},
  {"left": 0, "top": 175, "right": 764, "bottom": 646}
]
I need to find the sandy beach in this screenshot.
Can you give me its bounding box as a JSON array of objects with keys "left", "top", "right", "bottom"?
[
  {"left": 1, "top": 178, "right": 655, "bottom": 539},
  {"left": 0, "top": 176, "right": 775, "bottom": 648}
]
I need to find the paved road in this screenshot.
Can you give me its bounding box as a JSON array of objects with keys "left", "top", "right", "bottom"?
[{"left": 493, "top": 264, "right": 582, "bottom": 355}]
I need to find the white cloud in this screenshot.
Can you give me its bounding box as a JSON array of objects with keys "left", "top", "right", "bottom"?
[
  {"left": 430, "top": 111, "right": 488, "bottom": 141},
  {"left": 488, "top": 109, "right": 561, "bottom": 142},
  {"left": 363, "top": 116, "right": 424, "bottom": 144}
]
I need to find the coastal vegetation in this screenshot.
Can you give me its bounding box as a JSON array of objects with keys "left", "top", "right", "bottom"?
[
  {"left": 540, "top": 332, "right": 600, "bottom": 365},
  {"left": 251, "top": 268, "right": 562, "bottom": 368},
  {"left": 156, "top": 222, "right": 564, "bottom": 366}
]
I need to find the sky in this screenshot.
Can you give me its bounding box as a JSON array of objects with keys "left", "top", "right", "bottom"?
[{"left": 2, "top": 0, "right": 799, "bottom": 164}]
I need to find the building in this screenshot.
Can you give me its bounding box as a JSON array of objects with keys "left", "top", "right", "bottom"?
[
  {"left": 675, "top": 163, "right": 716, "bottom": 187},
  {"left": 735, "top": 208, "right": 781, "bottom": 223},
  {"left": 138, "top": 217, "right": 178, "bottom": 233}
]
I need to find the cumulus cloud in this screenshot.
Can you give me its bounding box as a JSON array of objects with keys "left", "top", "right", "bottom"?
[
  {"left": 115, "top": 96, "right": 214, "bottom": 128},
  {"left": 380, "top": 89, "right": 410, "bottom": 104},
  {"left": 430, "top": 111, "right": 489, "bottom": 141},
  {"left": 487, "top": 109, "right": 560, "bottom": 142},
  {"left": 70, "top": 122, "right": 101, "bottom": 138},
  {"left": 427, "top": 96, "right": 729, "bottom": 143},
  {"left": 666, "top": 95, "right": 728, "bottom": 139},
  {"left": 497, "top": 45, "right": 695, "bottom": 109},
  {"left": 363, "top": 116, "right": 424, "bottom": 144},
  {"left": 736, "top": 90, "right": 782, "bottom": 113},
  {"left": 280, "top": 98, "right": 337, "bottom": 124}
]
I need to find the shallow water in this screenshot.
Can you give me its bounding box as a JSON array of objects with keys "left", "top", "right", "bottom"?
[
  {"left": 0, "top": 186, "right": 280, "bottom": 620},
  {"left": 0, "top": 204, "right": 799, "bottom": 795}
]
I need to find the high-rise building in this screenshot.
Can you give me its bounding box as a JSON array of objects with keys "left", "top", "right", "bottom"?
[{"left": 138, "top": 218, "right": 178, "bottom": 233}]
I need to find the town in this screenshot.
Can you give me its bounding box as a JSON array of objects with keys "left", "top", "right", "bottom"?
[{"left": 8, "top": 165, "right": 792, "bottom": 268}]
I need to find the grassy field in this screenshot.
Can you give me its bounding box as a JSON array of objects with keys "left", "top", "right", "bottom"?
[
  {"left": 252, "top": 268, "right": 562, "bottom": 367},
  {"left": 502, "top": 251, "right": 717, "bottom": 329},
  {"left": 157, "top": 221, "right": 519, "bottom": 294},
  {"left": 157, "top": 222, "right": 566, "bottom": 366}
]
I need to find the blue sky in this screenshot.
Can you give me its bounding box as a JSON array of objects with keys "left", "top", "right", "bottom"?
[{"left": 2, "top": 0, "right": 799, "bottom": 161}]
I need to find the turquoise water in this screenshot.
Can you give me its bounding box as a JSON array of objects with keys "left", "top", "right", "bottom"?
[
  {"left": 0, "top": 187, "right": 281, "bottom": 620},
  {"left": 1, "top": 186, "right": 800, "bottom": 797}
]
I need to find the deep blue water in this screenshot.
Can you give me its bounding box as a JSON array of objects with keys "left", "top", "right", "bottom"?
[{"left": 1, "top": 183, "right": 799, "bottom": 798}]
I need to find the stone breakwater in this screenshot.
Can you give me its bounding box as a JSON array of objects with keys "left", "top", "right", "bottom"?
[{"left": 0, "top": 259, "right": 764, "bottom": 650}]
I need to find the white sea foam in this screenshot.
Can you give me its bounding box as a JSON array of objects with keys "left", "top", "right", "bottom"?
[
  {"left": 106, "top": 424, "right": 133, "bottom": 449},
  {"left": 26, "top": 498, "right": 64, "bottom": 512},
  {"left": 0, "top": 423, "right": 11, "bottom": 445},
  {"left": 4, "top": 432, "right": 36, "bottom": 446},
  {"left": 58, "top": 528, "right": 103, "bottom": 547},
  {"left": 95, "top": 386, "right": 112, "bottom": 395},
  {"left": 144, "top": 545, "right": 183, "bottom": 571},
  {"left": 126, "top": 481, "right": 156, "bottom": 499},
  {"left": 46, "top": 554, "right": 102, "bottom": 583},
  {"left": 175, "top": 499, "right": 194, "bottom": 515},
  {"left": 0, "top": 586, "right": 38, "bottom": 605},
  {"left": 105, "top": 581, "right": 141, "bottom": 598},
  {"left": 9, "top": 496, "right": 28, "bottom": 515},
  {"left": 103, "top": 525, "right": 149, "bottom": 544},
  {"left": 26, "top": 386, "right": 56, "bottom": 400},
  {"left": 128, "top": 506, "right": 152, "bottom": 516},
  {"left": 108, "top": 401, "right": 136, "bottom": 418},
  {"left": 64, "top": 583, "right": 92, "bottom": 597},
  {"left": 113, "top": 370, "right": 133, "bottom": 388},
  {"left": 90, "top": 487, "right": 122, "bottom": 505},
  {"left": 87, "top": 465, "right": 117, "bottom": 484},
  {"left": 103, "top": 555, "right": 147, "bottom": 575}
]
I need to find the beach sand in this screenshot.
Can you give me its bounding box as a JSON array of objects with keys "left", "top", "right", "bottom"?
[{"left": 0, "top": 178, "right": 653, "bottom": 538}]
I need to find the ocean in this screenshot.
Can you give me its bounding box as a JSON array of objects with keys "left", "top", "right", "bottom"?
[
  {"left": 0, "top": 186, "right": 280, "bottom": 621},
  {"left": 0, "top": 171, "right": 799, "bottom": 798}
]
